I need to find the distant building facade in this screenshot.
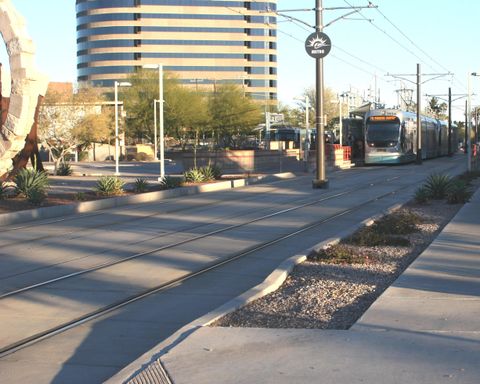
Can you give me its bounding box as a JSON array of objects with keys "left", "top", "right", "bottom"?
[{"left": 76, "top": 0, "right": 278, "bottom": 103}]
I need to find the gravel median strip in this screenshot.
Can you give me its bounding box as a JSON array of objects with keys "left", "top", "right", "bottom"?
[{"left": 212, "top": 200, "right": 462, "bottom": 330}]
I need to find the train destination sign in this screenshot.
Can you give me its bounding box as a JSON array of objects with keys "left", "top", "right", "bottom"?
[
  {"left": 305, "top": 32, "right": 332, "bottom": 59},
  {"left": 368, "top": 116, "right": 398, "bottom": 121}
]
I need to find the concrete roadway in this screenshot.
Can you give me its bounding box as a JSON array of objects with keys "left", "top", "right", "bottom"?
[{"left": 0, "top": 156, "right": 468, "bottom": 384}]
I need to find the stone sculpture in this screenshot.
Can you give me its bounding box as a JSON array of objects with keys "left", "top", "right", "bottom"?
[{"left": 0, "top": 0, "right": 48, "bottom": 179}]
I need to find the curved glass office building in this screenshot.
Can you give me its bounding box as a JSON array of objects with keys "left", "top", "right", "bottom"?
[{"left": 76, "top": 0, "right": 277, "bottom": 102}]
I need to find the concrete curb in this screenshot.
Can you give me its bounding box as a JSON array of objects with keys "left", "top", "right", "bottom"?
[
  {"left": 106, "top": 201, "right": 406, "bottom": 384},
  {"left": 0, "top": 172, "right": 296, "bottom": 227}
]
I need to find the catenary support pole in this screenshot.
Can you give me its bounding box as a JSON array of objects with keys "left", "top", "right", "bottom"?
[
  {"left": 448, "top": 87, "right": 452, "bottom": 156},
  {"left": 416, "top": 63, "right": 422, "bottom": 164},
  {"left": 313, "top": 0, "right": 328, "bottom": 188},
  {"left": 467, "top": 72, "right": 472, "bottom": 172}
]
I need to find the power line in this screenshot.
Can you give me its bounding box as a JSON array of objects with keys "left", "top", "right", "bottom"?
[
  {"left": 342, "top": 0, "right": 439, "bottom": 73},
  {"left": 277, "top": 29, "right": 384, "bottom": 80},
  {"left": 342, "top": 1, "right": 466, "bottom": 92},
  {"left": 277, "top": 15, "right": 389, "bottom": 79},
  {"left": 371, "top": 4, "right": 466, "bottom": 92}
]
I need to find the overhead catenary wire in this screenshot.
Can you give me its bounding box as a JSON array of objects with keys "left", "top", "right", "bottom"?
[
  {"left": 371, "top": 3, "right": 467, "bottom": 92},
  {"left": 277, "top": 29, "right": 387, "bottom": 82},
  {"left": 277, "top": 14, "right": 390, "bottom": 81},
  {"left": 342, "top": 0, "right": 467, "bottom": 92}
]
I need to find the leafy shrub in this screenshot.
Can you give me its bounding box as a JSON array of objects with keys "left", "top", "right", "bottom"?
[
  {"left": 184, "top": 168, "right": 206, "bottom": 183},
  {"left": 159, "top": 176, "right": 183, "bottom": 190},
  {"left": 308, "top": 244, "right": 369, "bottom": 264},
  {"left": 372, "top": 211, "right": 422, "bottom": 235},
  {"left": 74, "top": 192, "right": 87, "bottom": 201},
  {"left": 14, "top": 168, "right": 50, "bottom": 204},
  {"left": 133, "top": 178, "right": 149, "bottom": 193},
  {"left": 414, "top": 186, "right": 430, "bottom": 204},
  {"left": 94, "top": 176, "right": 125, "bottom": 196},
  {"left": 423, "top": 173, "right": 452, "bottom": 199},
  {"left": 57, "top": 161, "right": 73, "bottom": 176},
  {"left": 457, "top": 170, "right": 480, "bottom": 185},
  {"left": 446, "top": 180, "right": 473, "bottom": 204},
  {"left": 346, "top": 227, "right": 410, "bottom": 247}
]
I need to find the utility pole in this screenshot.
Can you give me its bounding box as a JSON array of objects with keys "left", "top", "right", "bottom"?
[
  {"left": 284, "top": 1, "right": 374, "bottom": 187},
  {"left": 448, "top": 87, "right": 452, "bottom": 156},
  {"left": 312, "top": 0, "right": 328, "bottom": 188},
  {"left": 416, "top": 63, "right": 422, "bottom": 164},
  {"left": 387, "top": 67, "right": 451, "bottom": 165},
  {"left": 465, "top": 100, "right": 468, "bottom": 157},
  {"left": 467, "top": 71, "right": 472, "bottom": 172},
  {"left": 426, "top": 90, "right": 471, "bottom": 157}
]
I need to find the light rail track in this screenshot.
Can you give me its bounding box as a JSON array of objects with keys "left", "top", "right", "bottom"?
[
  {"left": 0, "top": 173, "right": 401, "bottom": 299},
  {"left": 0, "top": 172, "right": 426, "bottom": 357},
  {"left": 0, "top": 158, "right": 464, "bottom": 361}
]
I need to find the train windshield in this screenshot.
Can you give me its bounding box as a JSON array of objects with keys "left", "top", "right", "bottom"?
[{"left": 366, "top": 119, "right": 400, "bottom": 145}]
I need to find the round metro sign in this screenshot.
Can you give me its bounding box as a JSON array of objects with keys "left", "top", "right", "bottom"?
[{"left": 305, "top": 31, "right": 332, "bottom": 59}]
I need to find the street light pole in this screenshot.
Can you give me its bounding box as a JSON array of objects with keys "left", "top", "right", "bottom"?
[
  {"left": 153, "top": 99, "right": 158, "bottom": 161},
  {"left": 143, "top": 64, "right": 165, "bottom": 180},
  {"left": 158, "top": 64, "right": 165, "bottom": 180},
  {"left": 338, "top": 95, "right": 343, "bottom": 145},
  {"left": 114, "top": 81, "right": 131, "bottom": 176},
  {"left": 114, "top": 81, "right": 119, "bottom": 176}
]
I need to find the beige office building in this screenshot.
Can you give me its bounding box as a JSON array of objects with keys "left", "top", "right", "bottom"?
[{"left": 76, "top": 0, "right": 278, "bottom": 102}]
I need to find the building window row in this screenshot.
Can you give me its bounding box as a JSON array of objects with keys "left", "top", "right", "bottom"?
[
  {"left": 76, "top": 1, "right": 276, "bottom": 12},
  {"left": 77, "top": 25, "right": 275, "bottom": 37},
  {"left": 77, "top": 52, "right": 277, "bottom": 63},
  {"left": 78, "top": 39, "right": 277, "bottom": 50},
  {"left": 78, "top": 65, "right": 277, "bottom": 75}
]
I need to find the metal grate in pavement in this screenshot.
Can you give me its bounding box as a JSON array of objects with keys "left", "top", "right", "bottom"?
[{"left": 126, "top": 359, "right": 173, "bottom": 384}]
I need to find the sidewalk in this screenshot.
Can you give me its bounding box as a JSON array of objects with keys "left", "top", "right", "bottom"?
[{"left": 128, "top": 189, "right": 480, "bottom": 383}]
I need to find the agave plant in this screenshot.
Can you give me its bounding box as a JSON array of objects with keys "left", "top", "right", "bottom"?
[
  {"left": 133, "top": 178, "right": 149, "bottom": 193},
  {"left": 200, "top": 164, "right": 222, "bottom": 181},
  {"left": 446, "top": 180, "right": 473, "bottom": 204},
  {"left": 184, "top": 168, "right": 205, "bottom": 183},
  {"left": 414, "top": 186, "right": 430, "bottom": 204},
  {"left": 423, "top": 173, "right": 452, "bottom": 199},
  {"left": 57, "top": 161, "right": 73, "bottom": 176},
  {"left": 159, "top": 176, "right": 183, "bottom": 190},
  {"left": 14, "top": 168, "right": 50, "bottom": 204},
  {"left": 94, "top": 176, "right": 125, "bottom": 196}
]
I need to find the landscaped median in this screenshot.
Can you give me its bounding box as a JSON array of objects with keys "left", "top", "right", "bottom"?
[
  {"left": 210, "top": 172, "right": 479, "bottom": 330},
  {"left": 0, "top": 172, "right": 297, "bottom": 226}
]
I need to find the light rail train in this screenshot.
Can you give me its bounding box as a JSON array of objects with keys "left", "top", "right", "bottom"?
[{"left": 364, "top": 109, "right": 458, "bottom": 164}]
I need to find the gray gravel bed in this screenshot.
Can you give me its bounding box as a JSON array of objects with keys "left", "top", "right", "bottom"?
[{"left": 213, "top": 200, "right": 462, "bottom": 330}]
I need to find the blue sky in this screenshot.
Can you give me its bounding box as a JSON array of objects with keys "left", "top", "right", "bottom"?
[{"left": 2, "top": 0, "right": 479, "bottom": 120}]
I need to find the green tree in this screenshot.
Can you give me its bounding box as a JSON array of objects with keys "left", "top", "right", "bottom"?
[
  {"left": 122, "top": 69, "right": 209, "bottom": 149},
  {"left": 300, "top": 87, "right": 343, "bottom": 127},
  {"left": 277, "top": 103, "right": 304, "bottom": 127},
  {"left": 208, "top": 84, "right": 263, "bottom": 148},
  {"left": 427, "top": 97, "right": 447, "bottom": 119},
  {"left": 39, "top": 87, "right": 111, "bottom": 174},
  {"left": 122, "top": 69, "right": 162, "bottom": 142}
]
